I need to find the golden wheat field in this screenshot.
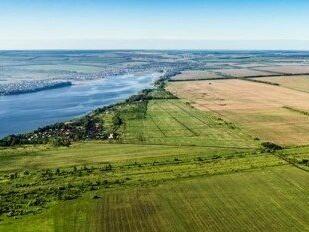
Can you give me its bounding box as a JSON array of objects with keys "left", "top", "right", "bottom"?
[
  {"left": 254, "top": 65, "right": 309, "bottom": 74},
  {"left": 252, "top": 75, "right": 309, "bottom": 93},
  {"left": 171, "top": 70, "right": 224, "bottom": 81},
  {"left": 167, "top": 79, "right": 309, "bottom": 146},
  {"left": 216, "top": 68, "right": 273, "bottom": 77}
]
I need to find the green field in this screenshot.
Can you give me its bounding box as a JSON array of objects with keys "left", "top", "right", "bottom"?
[
  {"left": 120, "top": 99, "right": 256, "bottom": 148},
  {"left": 0, "top": 87, "right": 308, "bottom": 231},
  {"left": 1, "top": 165, "right": 308, "bottom": 232},
  {"left": 0, "top": 142, "right": 251, "bottom": 172},
  {"left": 40, "top": 165, "right": 309, "bottom": 232}
]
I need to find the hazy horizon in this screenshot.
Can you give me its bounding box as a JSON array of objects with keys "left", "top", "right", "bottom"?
[{"left": 1, "top": 39, "right": 309, "bottom": 51}]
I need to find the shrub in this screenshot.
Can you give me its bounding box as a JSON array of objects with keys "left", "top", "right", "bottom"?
[
  {"left": 105, "top": 164, "right": 113, "bottom": 171},
  {"left": 0, "top": 135, "right": 22, "bottom": 147},
  {"left": 299, "top": 159, "right": 309, "bottom": 165},
  {"left": 261, "top": 142, "right": 283, "bottom": 152},
  {"left": 50, "top": 137, "right": 71, "bottom": 147},
  {"left": 137, "top": 133, "right": 146, "bottom": 142},
  {"left": 9, "top": 172, "right": 18, "bottom": 180},
  {"left": 28, "top": 197, "right": 45, "bottom": 206},
  {"left": 59, "top": 193, "right": 79, "bottom": 200},
  {"left": 55, "top": 168, "right": 61, "bottom": 175},
  {"left": 42, "top": 169, "right": 53, "bottom": 179},
  {"left": 212, "top": 155, "right": 222, "bottom": 160},
  {"left": 23, "top": 170, "right": 30, "bottom": 175},
  {"left": 112, "top": 114, "right": 123, "bottom": 127}
]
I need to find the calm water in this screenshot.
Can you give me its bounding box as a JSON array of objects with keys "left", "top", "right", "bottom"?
[{"left": 0, "top": 73, "right": 159, "bottom": 138}]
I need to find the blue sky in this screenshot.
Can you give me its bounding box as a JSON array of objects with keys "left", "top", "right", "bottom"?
[{"left": 1, "top": 0, "right": 309, "bottom": 49}]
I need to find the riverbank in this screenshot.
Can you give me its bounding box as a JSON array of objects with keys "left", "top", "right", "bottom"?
[
  {"left": 0, "top": 73, "right": 160, "bottom": 138},
  {"left": 0, "top": 71, "right": 175, "bottom": 146},
  {"left": 0, "top": 81, "right": 72, "bottom": 96}
]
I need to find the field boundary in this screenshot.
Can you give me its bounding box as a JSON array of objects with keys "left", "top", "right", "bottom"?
[
  {"left": 148, "top": 114, "right": 167, "bottom": 137},
  {"left": 154, "top": 101, "right": 199, "bottom": 136},
  {"left": 111, "top": 141, "right": 256, "bottom": 149},
  {"left": 275, "top": 153, "right": 309, "bottom": 173},
  {"left": 169, "top": 73, "right": 309, "bottom": 83},
  {"left": 283, "top": 106, "right": 309, "bottom": 117}
]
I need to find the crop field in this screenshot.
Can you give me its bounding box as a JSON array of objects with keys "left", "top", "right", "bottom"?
[
  {"left": 224, "top": 108, "right": 309, "bottom": 146},
  {"left": 0, "top": 135, "right": 289, "bottom": 231},
  {"left": 2, "top": 164, "right": 308, "bottom": 232},
  {"left": 254, "top": 65, "right": 309, "bottom": 74},
  {"left": 167, "top": 79, "right": 309, "bottom": 146},
  {"left": 252, "top": 75, "right": 309, "bottom": 93},
  {"left": 50, "top": 166, "right": 309, "bottom": 232},
  {"left": 277, "top": 146, "right": 309, "bottom": 171},
  {"left": 118, "top": 99, "right": 257, "bottom": 148},
  {"left": 0, "top": 142, "right": 250, "bottom": 173},
  {"left": 171, "top": 70, "right": 225, "bottom": 81},
  {"left": 216, "top": 68, "right": 274, "bottom": 77},
  {"left": 234, "top": 63, "right": 271, "bottom": 68}
]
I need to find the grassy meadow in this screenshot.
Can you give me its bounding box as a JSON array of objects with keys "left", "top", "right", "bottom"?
[{"left": 0, "top": 80, "right": 308, "bottom": 231}]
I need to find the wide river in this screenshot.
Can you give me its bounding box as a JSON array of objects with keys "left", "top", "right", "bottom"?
[{"left": 0, "top": 73, "right": 159, "bottom": 138}]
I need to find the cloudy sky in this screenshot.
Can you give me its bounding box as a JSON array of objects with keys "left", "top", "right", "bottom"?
[{"left": 1, "top": 0, "right": 309, "bottom": 49}]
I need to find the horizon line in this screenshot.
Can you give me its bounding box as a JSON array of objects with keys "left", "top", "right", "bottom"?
[{"left": 1, "top": 39, "right": 309, "bottom": 51}]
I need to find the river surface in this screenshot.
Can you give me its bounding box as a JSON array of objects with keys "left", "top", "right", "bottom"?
[{"left": 0, "top": 73, "right": 159, "bottom": 138}]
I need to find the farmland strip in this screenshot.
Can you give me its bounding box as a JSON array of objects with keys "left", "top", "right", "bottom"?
[
  {"left": 156, "top": 102, "right": 199, "bottom": 136},
  {"left": 149, "top": 115, "right": 167, "bottom": 137},
  {"left": 173, "top": 101, "right": 211, "bottom": 126}
]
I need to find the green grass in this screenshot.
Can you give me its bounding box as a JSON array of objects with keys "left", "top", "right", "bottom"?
[
  {"left": 0, "top": 140, "right": 284, "bottom": 226},
  {"left": 118, "top": 99, "right": 257, "bottom": 148},
  {"left": 1, "top": 165, "right": 308, "bottom": 232},
  {"left": 0, "top": 141, "right": 271, "bottom": 219},
  {"left": 276, "top": 145, "right": 309, "bottom": 171},
  {"left": 0, "top": 142, "right": 251, "bottom": 172}
]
